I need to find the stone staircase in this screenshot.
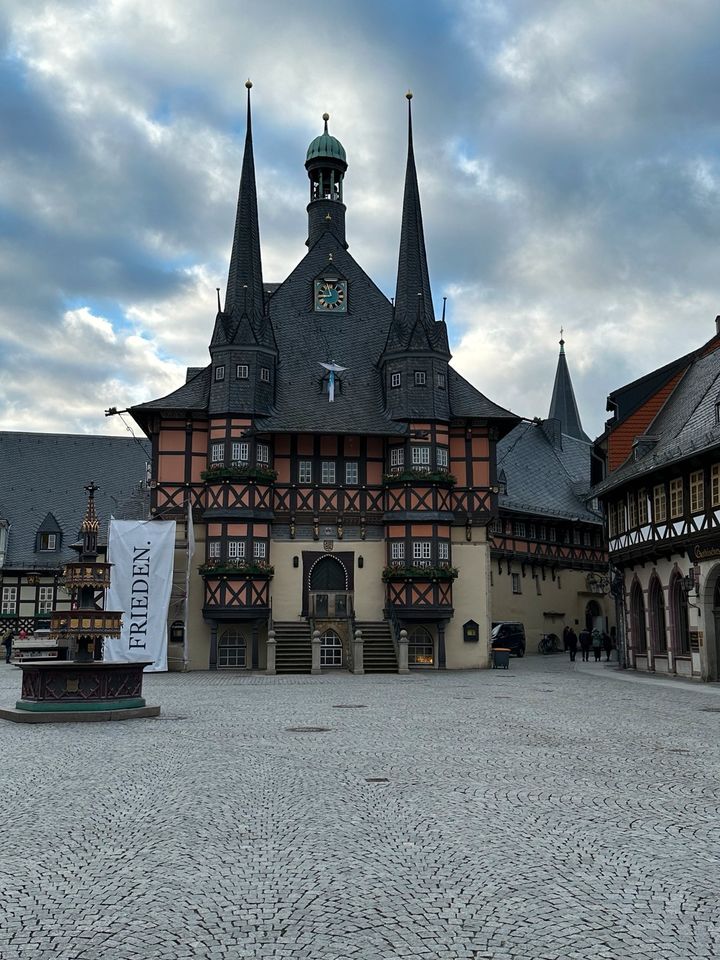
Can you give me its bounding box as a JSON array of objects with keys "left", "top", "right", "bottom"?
[
  {"left": 355, "top": 620, "right": 398, "bottom": 674},
  {"left": 273, "top": 621, "right": 312, "bottom": 674}
]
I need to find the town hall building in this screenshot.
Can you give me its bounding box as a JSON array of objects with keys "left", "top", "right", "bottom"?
[{"left": 129, "top": 88, "right": 518, "bottom": 672}]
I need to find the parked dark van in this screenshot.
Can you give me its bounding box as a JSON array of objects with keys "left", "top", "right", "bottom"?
[{"left": 490, "top": 621, "right": 526, "bottom": 657}]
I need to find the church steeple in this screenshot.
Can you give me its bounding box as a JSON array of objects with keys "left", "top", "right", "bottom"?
[
  {"left": 209, "top": 82, "right": 277, "bottom": 417},
  {"left": 223, "top": 80, "right": 265, "bottom": 327},
  {"left": 548, "top": 333, "right": 589, "bottom": 442},
  {"left": 386, "top": 93, "right": 449, "bottom": 357},
  {"left": 381, "top": 93, "right": 451, "bottom": 422}
]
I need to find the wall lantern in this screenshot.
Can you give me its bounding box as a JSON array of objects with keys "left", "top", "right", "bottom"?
[
  {"left": 358, "top": 556, "right": 364, "bottom": 569},
  {"left": 293, "top": 556, "right": 299, "bottom": 568}
]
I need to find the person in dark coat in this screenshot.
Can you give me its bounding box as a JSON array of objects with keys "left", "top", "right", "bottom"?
[
  {"left": 566, "top": 628, "right": 578, "bottom": 662},
  {"left": 579, "top": 627, "right": 591, "bottom": 662},
  {"left": 602, "top": 631, "right": 613, "bottom": 661},
  {"left": 2, "top": 628, "right": 13, "bottom": 664}
]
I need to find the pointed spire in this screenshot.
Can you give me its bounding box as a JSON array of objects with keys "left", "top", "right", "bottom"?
[
  {"left": 390, "top": 92, "right": 449, "bottom": 356},
  {"left": 394, "top": 92, "right": 434, "bottom": 325},
  {"left": 224, "top": 80, "right": 265, "bottom": 325},
  {"left": 548, "top": 334, "right": 589, "bottom": 442}
]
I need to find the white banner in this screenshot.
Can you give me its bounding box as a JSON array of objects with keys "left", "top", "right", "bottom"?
[{"left": 105, "top": 519, "right": 177, "bottom": 672}]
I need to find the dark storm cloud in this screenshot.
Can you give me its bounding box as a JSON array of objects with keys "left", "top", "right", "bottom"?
[{"left": 1, "top": 0, "right": 719, "bottom": 438}]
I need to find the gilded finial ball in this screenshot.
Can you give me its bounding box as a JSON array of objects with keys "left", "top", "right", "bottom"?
[
  {"left": 245, "top": 79, "right": 253, "bottom": 89},
  {"left": 406, "top": 90, "right": 413, "bottom": 100},
  {"left": 323, "top": 112, "right": 330, "bottom": 121}
]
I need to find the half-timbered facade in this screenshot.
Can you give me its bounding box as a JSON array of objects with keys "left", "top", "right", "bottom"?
[
  {"left": 0, "top": 432, "right": 149, "bottom": 659},
  {"left": 129, "top": 89, "right": 518, "bottom": 672},
  {"left": 594, "top": 321, "right": 720, "bottom": 679},
  {"left": 490, "top": 339, "right": 611, "bottom": 648}
]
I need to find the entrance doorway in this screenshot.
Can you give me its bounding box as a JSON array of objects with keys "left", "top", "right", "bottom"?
[
  {"left": 701, "top": 564, "right": 720, "bottom": 682},
  {"left": 307, "top": 555, "right": 353, "bottom": 619},
  {"left": 585, "top": 599, "right": 602, "bottom": 632}
]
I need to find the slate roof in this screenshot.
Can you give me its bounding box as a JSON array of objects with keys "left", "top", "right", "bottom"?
[
  {"left": 593, "top": 343, "right": 720, "bottom": 496},
  {"left": 0, "top": 433, "right": 150, "bottom": 570},
  {"left": 498, "top": 420, "right": 601, "bottom": 523},
  {"left": 130, "top": 99, "right": 517, "bottom": 437}
]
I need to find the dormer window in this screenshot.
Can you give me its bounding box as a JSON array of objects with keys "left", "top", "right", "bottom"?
[
  {"left": 35, "top": 513, "right": 62, "bottom": 553},
  {"left": 215, "top": 365, "right": 225, "bottom": 381}
]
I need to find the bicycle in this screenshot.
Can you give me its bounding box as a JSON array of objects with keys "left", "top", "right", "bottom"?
[{"left": 537, "top": 633, "right": 560, "bottom": 655}]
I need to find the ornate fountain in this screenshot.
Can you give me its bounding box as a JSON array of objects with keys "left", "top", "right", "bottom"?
[{"left": 0, "top": 483, "right": 160, "bottom": 723}]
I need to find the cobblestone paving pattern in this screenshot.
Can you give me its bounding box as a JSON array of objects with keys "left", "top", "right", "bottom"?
[{"left": 1, "top": 656, "right": 719, "bottom": 959}]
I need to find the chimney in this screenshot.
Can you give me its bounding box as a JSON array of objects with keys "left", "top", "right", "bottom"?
[{"left": 715, "top": 315, "right": 720, "bottom": 336}]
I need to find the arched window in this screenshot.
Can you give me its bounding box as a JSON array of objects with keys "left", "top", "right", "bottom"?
[
  {"left": 648, "top": 576, "right": 667, "bottom": 653},
  {"left": 669, "top": 572, "right": 690, "bottom": 656},
  {"left": 218, "top": 628, "right": 247, "bottom": 669},
  {"left": 320, "top": 629, "right": 343, "bottom": 667},
  {"left": 630, "top": 581, "right": 647, "bottom": 654},
  {"left": 408, "top": 626, "right": 434, "bottom": 666}
]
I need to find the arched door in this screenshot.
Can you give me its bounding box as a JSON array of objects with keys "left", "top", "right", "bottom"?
[
  {"left": 308, "top": 555, "right": 350, "bottom": 618},
  {"left": 310, "top": 557, "right": 347, "bottom": 590},
  {"left": 712, "top": 579, "right": 720, "bottom": 681},
  {"left": 648, "top": 576, "right": 667, "bottom": 655},
  {"left": 585, "top": 600, "right": 602, "bottom": 632},
  {"left": 630, "top": 581, "right": 647, "bottom": 655}
]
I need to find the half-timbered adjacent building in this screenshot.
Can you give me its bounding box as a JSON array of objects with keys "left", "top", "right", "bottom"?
[
  {"left": 594, "top": 321, "right": 720, "bottom": 680},
  {"left": 0, "top": 432, "right": 149, "bottom": 659},
  {"left": 490, "top": 339, "right": 611, "bottom": 649},
  {"left": 129, "top": 89, "right": 518, "bottom": 672}
]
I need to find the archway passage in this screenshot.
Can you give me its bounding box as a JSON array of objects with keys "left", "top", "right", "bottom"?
[
  {"left": 712, "top": 579, "right": 720, "bottom": 681},
  {"left": 648, "top": 576, "right": 667, "bottom": 654},
  {"left": 670, "top": 573, "right": 690, "bottom": 657},
  {"left": 310, "top": 556, "right": 347, "bottom": 591},
  {"left": 630, "top": 581, "right": 647, "bottom": 655}
]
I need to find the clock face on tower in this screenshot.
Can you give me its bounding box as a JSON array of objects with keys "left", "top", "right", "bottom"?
[{"left": 314, "top": 279, "right": 347, "bottom": 312}]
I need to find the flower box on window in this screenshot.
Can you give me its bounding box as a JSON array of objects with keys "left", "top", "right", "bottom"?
[
  {"left": 199, "top": 560, "right": 274, "bottom": 579},
  {"left": 382, "top": 564, "right": 459, "bottom": 582},
  {"left": 382, "top": 469, "right": 456, "bottom": 487}
]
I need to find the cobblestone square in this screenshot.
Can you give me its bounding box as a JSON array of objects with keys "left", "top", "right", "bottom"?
[{"left": 1, "top": 657, "right": 719, "bottom": 959}]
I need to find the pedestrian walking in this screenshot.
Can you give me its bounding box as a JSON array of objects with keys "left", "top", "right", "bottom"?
[
  {"left": 579, "top": 627, "right": 591, "bottom": 662},
  {"left": 602, "top": 631, "right": 613, "bottom": 662},
  {"left": 562, "top": 625, "right": 570, "bottom": 652},
  {"left": 567, "top": 627, "right": 578, "bottom": 662},
  {"left": 2, "top": 627, "right": 13, "bottom": 664},
  {"left": 592, "top": 628, "right": 602, "bottom": 661}
]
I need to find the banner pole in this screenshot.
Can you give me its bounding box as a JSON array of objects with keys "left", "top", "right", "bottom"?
[{"left": 183, "top": 497, "right": 195, "bottom": 671}]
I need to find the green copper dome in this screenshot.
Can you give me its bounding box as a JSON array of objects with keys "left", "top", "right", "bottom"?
[{"left": 306, "top": 113, "right": 346, "bottom": 163}]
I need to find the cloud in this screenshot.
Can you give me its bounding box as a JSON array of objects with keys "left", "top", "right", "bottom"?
[{"left": 1, "top": 0, "right": 720, "bottom": 442}]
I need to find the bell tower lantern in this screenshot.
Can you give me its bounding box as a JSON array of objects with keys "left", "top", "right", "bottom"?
[{"left": 305, "top": 114, "right": 348, "bottom": 248}]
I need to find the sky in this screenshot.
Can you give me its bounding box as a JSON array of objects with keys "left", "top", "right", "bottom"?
[{"left": 1, "top": 0, "right": 719, "bottom": 442}]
